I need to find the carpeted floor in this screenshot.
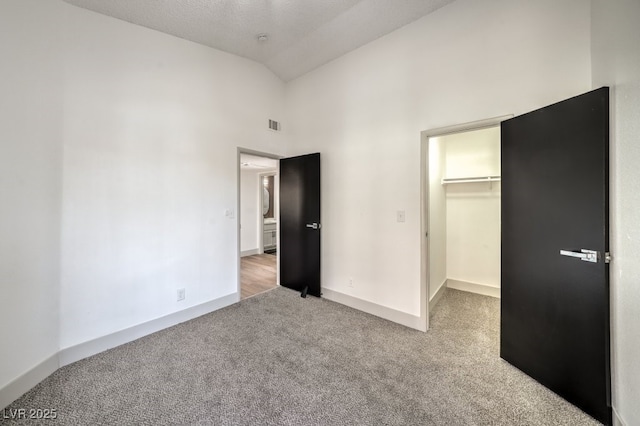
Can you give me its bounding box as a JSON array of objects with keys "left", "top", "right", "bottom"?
[{"left": 2, "top": 288, "right": 599, "bottom": 425}]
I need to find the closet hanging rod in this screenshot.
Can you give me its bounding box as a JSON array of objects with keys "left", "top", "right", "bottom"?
[{"left": 441, "top": 176, "right": 501, "bottom": 185}]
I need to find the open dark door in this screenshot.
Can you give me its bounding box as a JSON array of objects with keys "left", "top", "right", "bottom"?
[
  {"left": 501, "top": 88, "right": 610, "bottom": 424},
  {"left": 279, "top": 153, "right": 321, "bottom": 298}
]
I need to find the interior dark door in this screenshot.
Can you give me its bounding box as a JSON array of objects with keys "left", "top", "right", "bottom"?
[
  {"left": 279, "top": 153, "right": 321, "bottom": 297},
  {"left": 501, "top": 87, "right": 610, "bottom": 424}
]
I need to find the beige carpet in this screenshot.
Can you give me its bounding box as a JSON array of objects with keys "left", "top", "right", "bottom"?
[{"left": 2, "top": 288, "right": 599, "bottom": 425}]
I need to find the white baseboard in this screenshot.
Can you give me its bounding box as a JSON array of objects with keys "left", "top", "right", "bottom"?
[
  {"left": 613, "top": 407, "right": 626, "bottom": 426},
  {"left": 1, "top": 293, "right": 239, "bottom": 410},
  {"left": 322, "top": 288, "right": 425, "bottom": 332},
  {"left": 429, "top": 280, "right": 447, "bottom": 310},
  {"left": 447, "top": 279, "right": 500, "bottom": 298},
  {"left": 241, "top": 249, "right": 260, "bottom": 257},
  {"left": 1, "top": 293, "right": 239, "bottom": 409},
  {"left": 59, "top": 293, "right": 238, "bottom": 366},
  {"left": 0, "top": 353, "right": 59, "bottom": 410}
]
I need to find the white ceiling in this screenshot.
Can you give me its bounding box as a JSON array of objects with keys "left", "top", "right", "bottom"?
[{"left": 62, "top": 0, "right": 455, "bottom": 81}]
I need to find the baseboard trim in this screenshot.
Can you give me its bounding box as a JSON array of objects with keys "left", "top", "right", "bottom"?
[
  {"left": 322, "top": 288, "right": 425, "bottom": 332},
  {"left": 447, "top": 279, "right": 500, "bottom": 298},
  {"left": 613, "top": 407, "right": 626, "bottom": 426},
  {"left": 241, "top": 249, "right": 260, "bottom": 257},
  {"left": 2, "top": 293, "right": 240, "bottom": 409},
  {"left": 0, "top": 353, "right": 59, "bottom": 410},
  {"left": 59, "top": 293, "right": 238, "bottom": 367},
  {"left": 429, "top": 280, "right": 447, "bottom": 310}
]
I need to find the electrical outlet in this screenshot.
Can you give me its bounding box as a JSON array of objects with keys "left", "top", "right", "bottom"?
[
  {"left": 348, "top": 278, "right": 354, "bottom": 288},
  {"left": 177, "top": 288, "right": 185, "bottom": 301}
]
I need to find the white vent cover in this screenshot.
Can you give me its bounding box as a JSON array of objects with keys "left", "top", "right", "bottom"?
[{"left": 268, "top": 119, "right": 280, "bottom": 131}]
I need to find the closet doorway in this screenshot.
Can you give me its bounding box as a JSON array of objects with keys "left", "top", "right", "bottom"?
[
  {"left": 239, "top": 152, "right": 279, "bottom": 299},
  {"left": 424, "top": 117, "right": 510, "bottom": 320}
]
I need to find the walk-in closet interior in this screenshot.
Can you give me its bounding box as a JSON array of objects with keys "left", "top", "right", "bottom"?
[{"left": 428, "top": 126, "right": 501, "bottom": 308}]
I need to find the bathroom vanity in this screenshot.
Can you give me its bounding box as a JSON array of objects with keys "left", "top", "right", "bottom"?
[{"left": 263, "top": 219, "right": 277, "bottom": 252}]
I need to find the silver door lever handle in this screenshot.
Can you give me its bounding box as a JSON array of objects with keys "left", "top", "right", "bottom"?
[
  {"left": 560, "top": 249, "right": 598, "bottom": 263},
  {"left": 306, "top": 223, "right": 321, "bottom": 230}
]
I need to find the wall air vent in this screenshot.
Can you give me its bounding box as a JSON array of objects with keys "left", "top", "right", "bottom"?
[{"left": 268, "top": 119, "right": 280, "bottom": 131}]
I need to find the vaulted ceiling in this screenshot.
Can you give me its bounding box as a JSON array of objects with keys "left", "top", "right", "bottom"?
[{"left": 62, "top": 0, "right": 456, "bottom": 81}]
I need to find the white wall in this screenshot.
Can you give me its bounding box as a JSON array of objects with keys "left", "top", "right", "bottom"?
[
  {"left": 444, "top": 128, "right": 501, "bottom": 291},
  {"left": 0, "top": 0, "right": 64, "bottom": 398},
  {"left": 7, "top": 0, "right": 633, "bottom": 418},
  {"left": 444, "top": 127, "right": 501, "bottom": 179},
  {"left": 428, "top": 138, "right": 447, "bottom": 299},
  {"left": 240, "top": 169, "right": 261, "bottom": 254},
  {"left": 446, "top": 184, "right": 501, "bottom": 290},
  {"left": 285, "top": 0, "right": 591, "bottom": 317},
  {"left": 58, "top": 4, "right": 286, "bottom": 350},
  {"left": 591, "top": 1, "right": 640, "bottom": 424},
  {"left": 0, "top": 0, "right": 286, "bottom": 403}
]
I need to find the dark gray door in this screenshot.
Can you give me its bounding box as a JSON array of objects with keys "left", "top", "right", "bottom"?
[
  {"left": 279, "top": 153, "right": 321, "bottom": 297},
  {"left": 501, "top": 88, "right": 611, "bottom": 424}
]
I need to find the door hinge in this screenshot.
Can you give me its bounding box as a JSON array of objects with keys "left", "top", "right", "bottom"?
[{"left": 605, "top": 252, "right": 612, "bottom": 264}]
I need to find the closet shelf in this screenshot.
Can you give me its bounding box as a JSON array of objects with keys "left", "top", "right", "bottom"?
[{"left": 441, "top": 176, "right": 501, "bottom": 185}]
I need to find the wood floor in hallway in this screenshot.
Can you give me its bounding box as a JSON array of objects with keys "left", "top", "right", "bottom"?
[{"left": 241, "top": 253, "right": 277, "bottom": 299}]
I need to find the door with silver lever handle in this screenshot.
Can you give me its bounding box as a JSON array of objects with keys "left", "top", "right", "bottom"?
[{"left": 559, "top": 249, "right": 599, "bottom": 263}]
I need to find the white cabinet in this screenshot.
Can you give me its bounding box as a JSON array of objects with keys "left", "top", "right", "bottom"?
[{"left": 263, "top": 222, "right": 277, "bottom": 251}]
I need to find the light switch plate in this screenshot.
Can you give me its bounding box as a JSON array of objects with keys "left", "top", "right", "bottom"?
[{"left": 397, "top": 210, "right": 406, "bottom": 223}]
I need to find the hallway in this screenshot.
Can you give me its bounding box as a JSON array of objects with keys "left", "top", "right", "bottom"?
[{"left": 240, "top": 254, "right": 277, "bottom": 299}]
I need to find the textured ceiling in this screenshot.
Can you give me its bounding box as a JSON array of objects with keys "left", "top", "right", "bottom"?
[{"left": 62, "top": 0, "right": 455, "bottom": 81}]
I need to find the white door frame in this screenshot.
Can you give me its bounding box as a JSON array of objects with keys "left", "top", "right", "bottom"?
[
  {"left": 237, "top": 148, "right": 282, "bottom": 298},
  {"left": 419, "top": 115, "right": 512, "bottom": 331}
]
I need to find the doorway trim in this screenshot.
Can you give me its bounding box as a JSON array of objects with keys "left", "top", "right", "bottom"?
[
  {"left": 419, "top": 115, "right": 512, "bottom": 331},
  {"left": 237, "top": 147, "right": 282, "bottom": 299}
]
